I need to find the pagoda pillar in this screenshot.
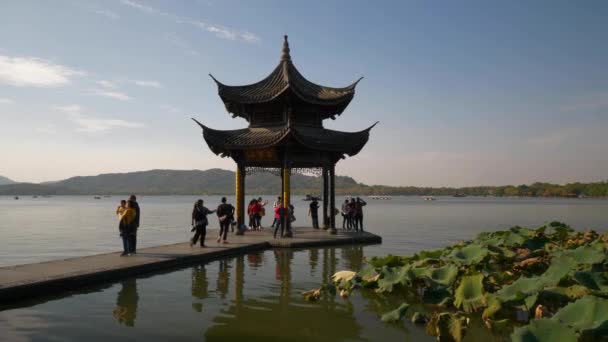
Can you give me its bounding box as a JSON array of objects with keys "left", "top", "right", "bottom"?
[
  {"left": 322, "top": 167, "right": 329, "bottom": 229},
  {"left": 282, "top": 165, "right": 293, "bottom": 237},
  {"left": 235, "top": 164, "right": 245, "bottom": 235},
  {"left": 329, "top": 164, "right": 337, "bottom": 234}
]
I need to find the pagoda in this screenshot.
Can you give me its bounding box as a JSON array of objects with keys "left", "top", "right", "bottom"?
[{"left": 193, "top": 36, "right": 377, "bottom": 235}]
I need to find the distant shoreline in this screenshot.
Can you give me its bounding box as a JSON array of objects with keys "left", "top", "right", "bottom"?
[{"left": 1, "top": 169, "right": 607, "bottom": 198}]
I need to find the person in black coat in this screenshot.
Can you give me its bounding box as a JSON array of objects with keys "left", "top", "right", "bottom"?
[
  {"left": 191, "top": 199, "right": 215, "bottom": 247},
  {"left": 128, "top": 194, "right": 140, "bottom": 254}
]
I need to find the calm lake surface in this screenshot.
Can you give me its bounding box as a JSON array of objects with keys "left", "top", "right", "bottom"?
[{"left": 1, "top": 196, "right": 607, "bottom": 341}]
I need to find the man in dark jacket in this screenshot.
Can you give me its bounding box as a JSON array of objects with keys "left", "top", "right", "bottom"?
[
  {"left": 128, "top": 194, "right": 140, "bottom": 253},
  {"left": 216, "top": 197, "right": 234, "bottom": 244}
]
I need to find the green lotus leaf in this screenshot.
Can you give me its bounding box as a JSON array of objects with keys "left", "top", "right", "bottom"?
[
  {"left": 380, "top": 302, "right": 410, "bottom": 323},
  {"left": 429, "top": 263, "right": 459, "bottom": 286},
  {"left": 454, "top": 274, "right": 486, "bottom": 313},
  {"left": 377, "top": 266, "right": 410, "bottom": 292},
  {"left": 511, "top": 318, "right": 578, "bottom": 342},
  {"left": 552, "top": 295, "right": 608, "bottom": 336},
  {"left": 524, "top": 293, "right": 538, "bottom": 310},
  {"left": 541, "top": 255, "right": 576, "bottom": 284},
  {"left": 495, "top": 276, "right": 544, "bottom": 302},
  {"left": 482, "top": 295, "right": 502, "bottom": 319},
  {"left": 422, "top": 286, "right": 452, "bottom": 306},
  {"left": 555, "top": 244, "right": 606, "bottom": 265},
  {"left": 368, "top": 254, "right": 405, "bottom": 268},
  {"left": 541, "top": 285, "right": 590, "bottom": 303},
  {"left": 448, "top": 244, "right": 490, "bottom": 265},
  {"left": 573, "top": 271, "right": 608, "bottom": 292}
]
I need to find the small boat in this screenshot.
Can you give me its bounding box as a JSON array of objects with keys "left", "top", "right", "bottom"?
[
  {"left": 424, "top": 197, "right": 436, "bottom": 201},
  {"left": 14, "top": 196, "right": 19, "bottom": 200},
  {"left": 453, "top": 194, "right": 466, "bottom": 198},
  {"left": 103, "top": 195, "right": 111, "bottom": 198},
  {"left": 369, "top": 195, "right": 392, "bottom": 200},
  {"left": 302, "top": 194, "right": 321, "bottom": 201},
  {"left": 93, "top": 196, "right": 102, "bottom": 199}
]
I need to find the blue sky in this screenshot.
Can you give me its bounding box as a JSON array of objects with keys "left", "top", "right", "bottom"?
[{"left": 0, "top": 0, "right": 607, "bottom": 186}]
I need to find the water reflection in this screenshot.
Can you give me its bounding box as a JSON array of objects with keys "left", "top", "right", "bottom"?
[
  {"left": 216, "top": 259, "right": 231, "bottom": 299},
  {"left": 112, "top": 279, "right": 139, "bottom": 327},
  {"left": 203, "top": 246, "right": 366, "bottom": 341},
  {"left": 192, "top": 265, "right": 208, "bottom": 312}
]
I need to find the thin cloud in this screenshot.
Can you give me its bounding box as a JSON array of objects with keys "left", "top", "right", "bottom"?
[
  {"left": 120, "top": 0, "right": 260, "bottom": 43},
  {"left": 56, "top": 104, "right": 143, "bottom": 133},
  {"left": 120, "top": 0, "right": 162, "bottom": 14},
  {"left": 133, "top": 80, "right": 162, "bottom": 88},
  {"left": 93, "top": 9, "right": 120, "bottom": 20},
  {"left": 93, "top": 89, "right": 131, "bottom": 101},
  {"left": 96, "top": 80, "right": 117, "bottom": 88},
  {"left": 0, "top": 98, "right": 14, "bottom": 104},
  {"left": 0, "top": 55, "right": 85, "bottom": 87}
]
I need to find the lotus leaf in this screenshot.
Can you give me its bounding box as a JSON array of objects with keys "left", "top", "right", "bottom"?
[
  {"left": 495, "top": 276, "right": 544, "bottom": 302},
  {"left": 555, "top": 244, "right": 606, "bottom": 265},
  {"left": 332, "top": 270, "right": 356, "bottom": 283},
  {"left": 429, "top": 263, "right": 459, "bottom": 286},
  {"left": 377, "top": 268, "right": 399, "bottom": 293},
  {"left": 511, "top": 318, "right": 578, "bottom": 342},
  {"left": 482, "top": 295, "right": 502, "bottom": 319},
  {"left": 524, "top": 293, "right": 538, "bottom": 310},
  {"left": 454, "top": 274, "right": 486, "bottom": 313},
  {"left": 448, "top": 244, "right": 490, "bottom": 265},
  {"left": 422, "top": 286, "right": 452, "bottom": 306},
  {"left": 552, "top": 295, "right": 608, "bottom": 336},
  {"left": 380, "top": 302, "right": 410, "bottom": 323},
  {"left": 573, "top": 271, "right": 608, "bottom": 292}
]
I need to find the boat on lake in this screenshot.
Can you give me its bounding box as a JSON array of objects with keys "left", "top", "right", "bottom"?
[
  {"left": 93, "top": 196, "right": 102, "bottom": 199},
  {"left": 14, "top": 196, "right": 19, "bottom": 200},
  {"left": 424, "top": 196, "right": 436, "bottom": 201},
  {"left": 303, "top": 194, "right": 321, "bottom": 201},
  {"left": 369, "top": 195, "right": 391, "bottom": 200}
]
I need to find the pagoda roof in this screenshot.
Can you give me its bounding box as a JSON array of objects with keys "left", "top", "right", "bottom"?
[
  {"left": 210, "top": 36, "right": 362, "bottom": 116},
  {"left": 192, "top": 119, "right": 377, "bottom": 158}
]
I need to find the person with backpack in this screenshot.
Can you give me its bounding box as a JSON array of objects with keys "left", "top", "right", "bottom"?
[
  {"left": 190, "top": 199, "right": 215, "bottom": 247},
  {"left": 354, "top": 197, "right": 367, "bottom": 231},
  {"left": 216, "top": 197, "right": 234, "bottom": 244}
]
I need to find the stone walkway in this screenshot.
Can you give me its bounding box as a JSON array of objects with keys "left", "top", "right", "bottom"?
[{"left": 0, "top": 227, "right": 381, "bottom": 303}]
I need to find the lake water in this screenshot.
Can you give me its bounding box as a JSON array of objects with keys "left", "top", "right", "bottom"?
[{"left": 1, "top": 196, "right": 607, "bottom": 341}]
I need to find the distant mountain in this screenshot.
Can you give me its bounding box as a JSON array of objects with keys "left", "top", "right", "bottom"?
[
  {"left": 0, "top": 169, "right": 361, "bottom": 196},
  {"left": 0, "top": 175, "right": 15, "bottom": 185},
  {"left": 0, "top": 169, "right": 606, "bottom": 197}
]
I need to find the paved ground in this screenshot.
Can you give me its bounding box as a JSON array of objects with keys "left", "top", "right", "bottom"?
[{"left": 0, "top": 227, "right": 381, "bottom": 303}]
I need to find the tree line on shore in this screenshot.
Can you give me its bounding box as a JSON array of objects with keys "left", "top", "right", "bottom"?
[{"left": 0, "top": 169, "right": 606, "bottom": 197}]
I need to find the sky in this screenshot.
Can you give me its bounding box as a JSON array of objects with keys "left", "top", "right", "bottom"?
[{"left": 0, "top": 0, "right": 607, "bottom": 187}]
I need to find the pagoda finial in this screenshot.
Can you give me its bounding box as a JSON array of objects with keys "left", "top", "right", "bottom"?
[{"left": 281, "top": 35, "right": 291, "bottom": 62}]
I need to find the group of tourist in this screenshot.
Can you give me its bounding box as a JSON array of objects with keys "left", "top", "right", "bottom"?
[
  {"left": 247, "top": 197, "right": 268, "bottom": 230},
  {"left": 341, "top": 197, "right": 367, "bottom": 231},
  {"left": 115, "top": 195, "right": 141, "bottom": 256},
  {"left": 190, "top": 197, "right": 235, "bottom": 247},
  {"left": 115, "top": 195, "right": 367, "bottom": 255}
]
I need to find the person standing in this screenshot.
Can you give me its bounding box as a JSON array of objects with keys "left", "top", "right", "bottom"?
[
  {"left": 191, "top": 199, "right": 215, "bottom": 247},
  {"left": 247, "top": 199, "right": 256, "bottom": 230},
  {"left": 216, "top": 197, "right": 234, "bottom": 244},
  {"left": 257, "top": 197, "right": 268, "bottom": 229},
  {"left": 119, "top": 200, "right": 137, "bottom": 256},
  {"left": 116, "top": 200, "right": 127, "bottom": 216},
  {"left": 308, "top": 197, "right": 320, "bottom": 229},
  {"left": 341, "top": 199, "right": 350, "bottom": 230},
  {"left": 273, "top": 204, "right": 285, "bottom": 238},
  {"left": 348, "top": 198, "right": 356, "bottom": 231},
  {"left": 354, "top": 197, "right": 367, "bottom": 231},
  {"left": 127, "top": 195, "right": 140, "bottom": 254}
]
